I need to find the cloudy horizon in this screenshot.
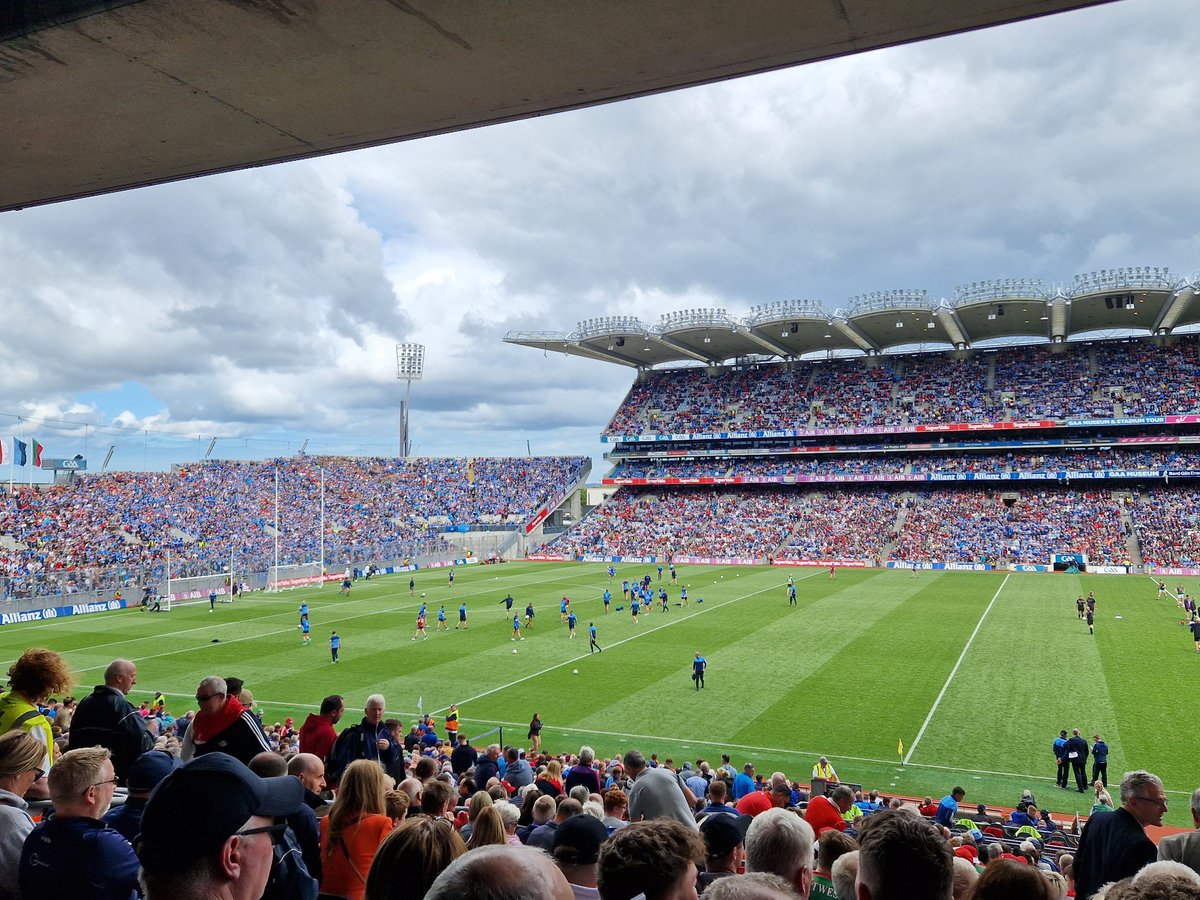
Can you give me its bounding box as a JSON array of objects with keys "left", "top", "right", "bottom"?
[{"left": 0, "top": 0, "right": 1196, "bottom": 479}]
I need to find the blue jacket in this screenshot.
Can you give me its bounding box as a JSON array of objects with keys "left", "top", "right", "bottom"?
[
  {"left": 1092, "top": 741, "right": 1109, "bottom": 764},
  {"left": 19, "top": 816, "right": 139, "bottom": 900},
  {"left": 1053, "top": 736, "right": 1068, "bottom": 761}
]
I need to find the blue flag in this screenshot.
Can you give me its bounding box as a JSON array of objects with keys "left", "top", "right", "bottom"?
[{"left": 14, "top": 438, "right": 27, "bottom": 467}]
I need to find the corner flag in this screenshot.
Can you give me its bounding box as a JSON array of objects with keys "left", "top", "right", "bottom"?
[{"left": 897, "top": 738, "right": 904, "bottom": 760}]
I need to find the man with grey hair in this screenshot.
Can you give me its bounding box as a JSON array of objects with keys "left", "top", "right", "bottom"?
[
  {"left": 1074, "top": 770, "right": 1166, "bottom": 899},
  {"left": 1158, "top": 787, "right": 1200, "bottom": 874},
  {"left": 181, "top": 675, "right": 271, "bottom": 764},
  {"left": 830, "top": 851, "right": 858, "bottom": 900},
  {"left": 67, "top": 658, "right": 154, "bottom": 781},
  {"left": 705, "top": 872, "right": 804, "bottom": 899},
  {"left": 625, "top": 748, "right": 698, "bottom": 829},
  {"left": 855, "top": 809, "right": 954, "bottom": 900},
  {"left": 565, "top": 745, "right": 602, "bottom": 794},
  {"left": 425, "top": 843, "right": 574, "bottom": 900},
  {"left": 326, "top": 694, "right": 400, "bottom": 781},
  {"left": 475, "top": 743, "right": 502, "bottom": 786},
  {"left": 745, "top": 806, "right": 815, "bottom": 897}
]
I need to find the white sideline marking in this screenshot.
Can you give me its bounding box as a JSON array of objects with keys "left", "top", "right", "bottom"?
[
  {"left": 903, "top": 573, "right": 1009, "bottom": 766},
  {"left": 7, "top": 562, "right": 593, "bottom": 665},
  {"left": 157, "top": 569, "right": 816, "bottom": 712},
  {"left": 199, "top": 704, "right": 1193, "bottom": 799}
]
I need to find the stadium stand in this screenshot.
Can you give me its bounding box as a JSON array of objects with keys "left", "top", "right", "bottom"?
[
  {"left": 543, "top": 335, "right": 1200, "bottom": 573},
  {"left": 0, "top": 456, "right": 588, "bottom": 601}
]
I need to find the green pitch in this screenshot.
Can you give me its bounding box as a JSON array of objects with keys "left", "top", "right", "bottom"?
[{"left": 2, "top": 563, "right": 1195, "bottom": 825}]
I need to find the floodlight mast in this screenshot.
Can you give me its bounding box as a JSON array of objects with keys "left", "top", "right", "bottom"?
[{"left": 395, "top": 343, "right": 426, "bottom": 458}]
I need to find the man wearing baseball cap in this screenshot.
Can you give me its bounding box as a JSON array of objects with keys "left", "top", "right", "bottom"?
[
  {"left": 697, "top": 813, "right": 751, "bottom": 892},
  {"left": 553, "top": 813, "right": 609, "bottom": 899},
  {"left": 135, "top": 751, "right": 304, "bottom": 900},
  {"left": 102, "top": 749, "right": 181, "bottom": 841}
]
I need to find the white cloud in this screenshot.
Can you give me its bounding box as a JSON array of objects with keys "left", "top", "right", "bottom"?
[{"left": 0, "top": 0, "right": 1196, "bottom": 474}]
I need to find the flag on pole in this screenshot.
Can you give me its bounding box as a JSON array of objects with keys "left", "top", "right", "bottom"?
[
  {"left": 13, "top": 439, "right": 27, "bottom": 467},
  {"left": 466, "top": 459, "right": 476, "bottom": 485},
  {"left": 417, "top": 696, "right": 423, "bottom": 714},
  {"left": 897, "top": 739, "right": 904, "bottom": 760},
  {"left": 31, "top": 439, "right": 44, "bottom": 468}
]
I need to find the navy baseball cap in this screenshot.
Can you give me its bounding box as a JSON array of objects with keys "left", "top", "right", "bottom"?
[
  {"left": 126, "top": 750, "right": 181, "bottom": 793},
  {"left": 700, "top": 813, "right": 752, "bottom": 858},
  {"left": 553, "top": 814, "right": 610, "bottom": 865},
  {"left": 136, "top": 752, "right": 302, "bottom": 874}
]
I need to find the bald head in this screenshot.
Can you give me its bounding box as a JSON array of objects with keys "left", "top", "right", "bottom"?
[
  {"left": 425, "top": 844, "right": 573, "bottom": 900},
  {"left": 287, "top": 752, "right": 326, "bottom": 795},
  {"left": 104, "top": 659, "right": 137, "bottom": 695}
]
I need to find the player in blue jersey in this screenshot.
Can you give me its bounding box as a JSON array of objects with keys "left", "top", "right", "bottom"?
[
  {"left": 657, "top": 564, "right": 664, "bottom": 580},
  {"left": 787, "top": 583, "right": 797, "bottom": 606},
  {"left": 436, "top": 606, "right": 447, "bottom": 631},
  {"left": 500, "top": 594, "right": 515, "bottom": 614},
  {"left": 622, "top": 580, "right": 630, "bottom": 600},
  {"left": 630, "top": 597, "right": 640, "bottom": 623},
  {"left": 330, "top": 631, "right": 341, "bottom": 663},
  {"left": 512, "top": 614, "right": 524, "bottom": 641},
  {"left": 525, "top": 603, "right": 535, "bottom": 628},
  {"left": 692, "top": 652, "right": 707, "bottom": 690},
  {"left": 301, "top": 614, "right": 311, "bottom": 645},
  {"left": 560, "top": 596, "right": 570, "bottom": 623},
  {"left": 298, "top": 601, "right": 309, "bottom": 627},
  {"left": 608, "top": 565, "right": 616, "bottom": 582},
  {"left": 659, "top": 587, "right": 669, "bottom": 612},
  {"left": 457, "top": 603, "right": 468, "bottom": 630},
  {"left": 589, "top": 622, "right": 601, "bottom": 653},
  {"left": 680, "top": 586, "right": 688, "bottom": 608},
  {"left": 567, "top": 611, "right": 577, "bottom": 639},
  {"left": 602, "top": 589, "right": 611, "bottom": 614}
]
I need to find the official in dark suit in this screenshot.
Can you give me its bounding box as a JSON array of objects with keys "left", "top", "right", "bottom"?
[
  {"left": 1073, "top": 770, "right": 1166, "bottom": 899},
  {"left": 1066, "top": 728, "right": 1090, "bottom": 792}
]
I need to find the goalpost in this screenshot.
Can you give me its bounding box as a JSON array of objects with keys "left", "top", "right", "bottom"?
[{"left": 266, "top": 561, "right": 326, "bottom": 592}]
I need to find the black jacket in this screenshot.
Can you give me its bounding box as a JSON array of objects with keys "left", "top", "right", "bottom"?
[
  {"left": 67, "top": 685, "right": 153, "bottom": 781},
  {"left": 1073, "top": 807, "right": 1156, "bottom": 899}
]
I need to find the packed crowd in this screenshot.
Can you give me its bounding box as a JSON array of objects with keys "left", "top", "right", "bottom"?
[
  {"left": 0, "top": 455, "right": 587, "bottom": 601},
  {"left": 603, "top": 338, "right": 1200, "bottom": 436},
  {"left": 608, "top": 447, "right": 1200, "bottom": 481},
  {"left": 549, "top": 485, "right": 1143, "bottom": 566},
  {"left": 2, "top": 647, "right": 1194, "bottom": 900},
  {"left": 549, "top": 488, "right": 814, "bottom": 559},
  {"left": 1132, "top": 490, "right": 1200, "bottom": 569},
  {"left": 894, "top": 489, "right": 1130, "bottom": 567}
]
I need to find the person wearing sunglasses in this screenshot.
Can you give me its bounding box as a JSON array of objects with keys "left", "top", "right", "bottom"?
[
  {"left": 180, "top": 676, "right": 271, "bottom": 765},
  {"left": 0, "top": 731, "right": 46, "bottom": 900},
  {"left": 1073, "top": 769, "right": 1167, "bottom": 899},
  {"left": 136, "top": 751, "right": 304, "bottom": 900},
  {"left": 17, "top": 746, "right": 139, "bottom": 900}
]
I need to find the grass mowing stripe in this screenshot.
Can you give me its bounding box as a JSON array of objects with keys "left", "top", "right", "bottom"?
[
  {"left": 903, "top": 573, "right": 1009, "bottom": 765},
  {"left": 433, "top": 578, "right": 800, "bottom": 715},
  {"left": 8, "top": 562, "right": 596, "bottom": 667}
]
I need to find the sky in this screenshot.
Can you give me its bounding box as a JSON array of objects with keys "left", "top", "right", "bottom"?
[{"left": 0, "top": 0, "right": 1197, "bottom": 480}]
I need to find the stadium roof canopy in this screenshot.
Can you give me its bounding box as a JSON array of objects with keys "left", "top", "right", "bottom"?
[
  {"left": 3, "top": 0, "right": 1116, "bottom": 214},
  {"left": 504, "top": 267, "right": 1200, "bottom": 368}
]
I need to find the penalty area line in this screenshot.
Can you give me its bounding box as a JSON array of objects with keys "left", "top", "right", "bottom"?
[{"left": 903, "top": 573, "right": 1009, "bottom": 766}]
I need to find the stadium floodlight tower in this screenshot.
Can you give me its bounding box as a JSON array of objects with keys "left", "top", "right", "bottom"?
[{"left": 395, "top": 342, "right": 425, "bottom": 458}]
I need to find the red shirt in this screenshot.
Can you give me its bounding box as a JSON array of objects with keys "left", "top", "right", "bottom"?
[
  {"left": 804, "top": 795, "right": 848, "bottom": 835},
  {"left": 299, "top": 713, "right": 338, "bottom": 764},
  {"left": 736, "top": 791, "right": 774, "bottom": 817}
]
